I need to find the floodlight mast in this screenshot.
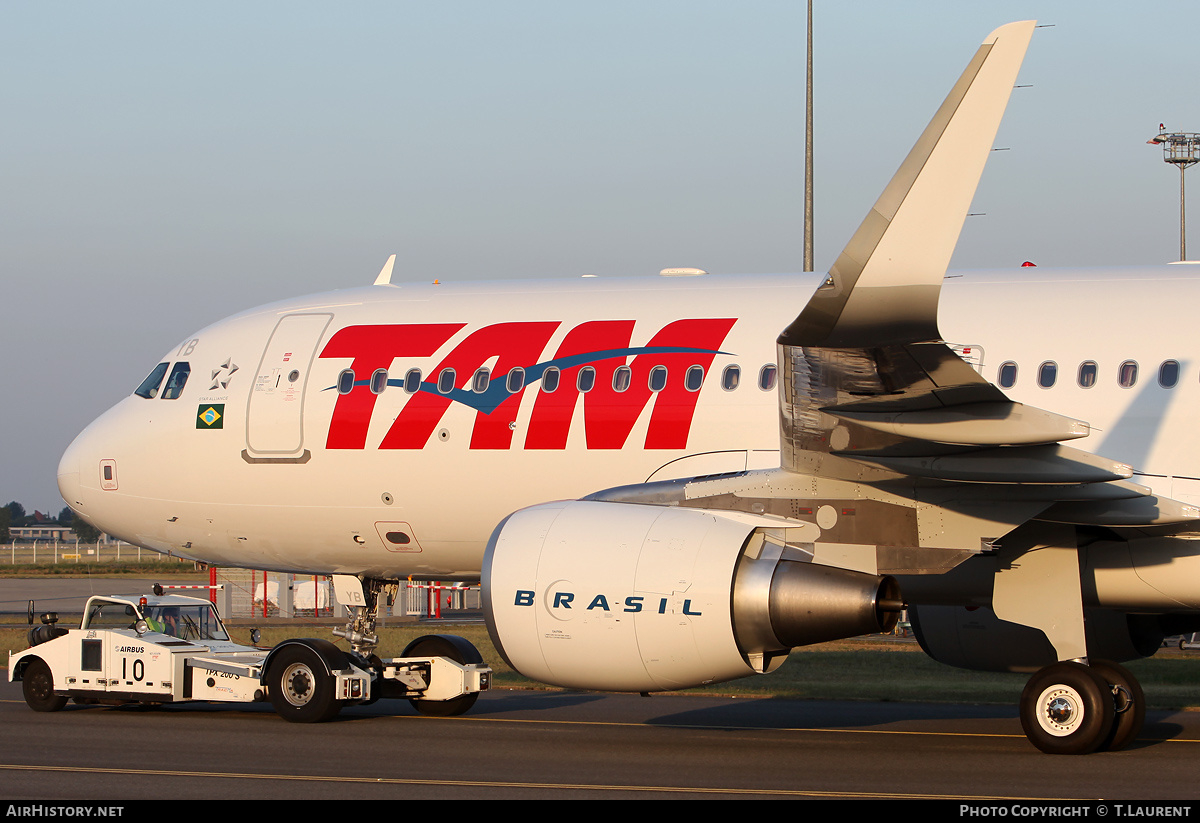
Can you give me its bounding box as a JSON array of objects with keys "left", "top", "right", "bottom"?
[
  {"left": 803, "top": 0, "right": 814, "bottom": 273},
  {"left": 1152, "top": 131, "right": 1200, "bottom": 261}
]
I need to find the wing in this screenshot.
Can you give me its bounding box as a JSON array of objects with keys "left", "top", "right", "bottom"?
[
  {"left": 485, "top": 21, "right": 1200, "bottom": 742},
  {"left": 776, "top": 20, "right": 1196, "bottom": 533},
  {"left": 594, "top": 20, "right": 1198, "bottom": 574}
]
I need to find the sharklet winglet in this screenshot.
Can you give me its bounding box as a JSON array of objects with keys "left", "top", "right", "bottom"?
[{"left": 780, "top": 20, "right": 1037, "bottom": 349}]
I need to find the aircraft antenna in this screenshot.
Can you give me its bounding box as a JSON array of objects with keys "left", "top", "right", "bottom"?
[
  {"left": 373, "top": 254, "right": 397, "bottom": 285},
  {"left": 1149, "top": 130, "right": 1200, "bottom": 261}
]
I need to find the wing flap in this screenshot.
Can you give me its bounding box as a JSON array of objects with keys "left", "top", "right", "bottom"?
[
  {"left": 826, "top": 403, "right": 1090, "bottom": 447},
  {"left": 841, "top": 444, "right": 1133, "bottom": 485},
  {"left": 1035, "top": 497, "right": 1200, "bottom": 527}
]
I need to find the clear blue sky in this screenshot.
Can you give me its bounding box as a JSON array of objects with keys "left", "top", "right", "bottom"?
[{"left": 1, "top": 1, "right": 1193, "bottom": 512}]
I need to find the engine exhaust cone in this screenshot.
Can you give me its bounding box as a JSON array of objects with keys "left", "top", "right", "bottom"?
[{"left": 768, "top": 561, "right": 902, "bottom": 648}]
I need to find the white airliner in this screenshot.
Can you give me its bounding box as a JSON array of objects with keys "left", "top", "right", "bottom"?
[{"left": 56, "top": 20, "right": 1200, "bottom": 754}]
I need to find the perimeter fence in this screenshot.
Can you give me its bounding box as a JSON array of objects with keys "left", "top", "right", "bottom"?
[
  {"left": 1, "top": 543, "right": 480, "bottom": 622},
  {"left": 206, "top": 567, "right": 481, "bottom": 622},
  {"left": 2, "top": 540, "right": 195, "bottom": 565}
]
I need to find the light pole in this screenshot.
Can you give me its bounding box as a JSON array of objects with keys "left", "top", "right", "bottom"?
[
  {"left": 1150, "top": 130, "right": 1200, "bottom": 261},
  {"left": 803, "top": 0, "right": 814, "bottom": 272}
]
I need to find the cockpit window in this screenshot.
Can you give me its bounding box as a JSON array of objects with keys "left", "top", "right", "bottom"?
[
  {"left": 144, "top": 604, "right": 229, "bottom": 641},
  {"left": 134, "top": 363, "right": 170, "bottom": 399},
  {"left": 160, "top": 362, "right": 191, "bottom": 399},
  {"left": 84, "top": 600, "right": 138, "bottom": 630},
  {"left": 81, "top": 598, "right": 230, "bottom": 642}
]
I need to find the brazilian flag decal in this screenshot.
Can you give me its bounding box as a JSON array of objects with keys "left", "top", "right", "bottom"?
[{"left": 197, "top": 404, "right": 224, "bottom": 429}]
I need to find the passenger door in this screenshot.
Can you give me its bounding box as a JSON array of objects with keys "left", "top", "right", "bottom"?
[{"left": 245, "top": 313, "right": 333, "bottom": 460}]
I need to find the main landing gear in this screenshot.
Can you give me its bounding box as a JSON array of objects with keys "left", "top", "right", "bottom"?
[{"left": 1019, "top": 660, "right": 1145, "bottom": 754}]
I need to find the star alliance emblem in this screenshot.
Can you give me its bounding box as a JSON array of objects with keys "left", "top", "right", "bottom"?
[{"left": 210, "top": 358, "right": 239, "bottom": 391}]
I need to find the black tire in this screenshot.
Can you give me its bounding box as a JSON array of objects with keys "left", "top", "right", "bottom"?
[
  {"left": 267, "top": 645, "right": 341, "bottom": 723},
  {"left": 1020, "top": 661, "right": 1115, "bottom": 755},
  {"left": 22, "top": 658, "right": 67, "bottom": 713},
  {"left": 404, "top": 635, "right": 482, "bottom": 717},
  {"left": 1090, "top": 659, "right": 1145, "bottom": 752}
]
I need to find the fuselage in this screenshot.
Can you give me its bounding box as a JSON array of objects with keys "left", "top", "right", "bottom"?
[{"left": 57, "top": 264, "right": 1200, "bottom": 578}]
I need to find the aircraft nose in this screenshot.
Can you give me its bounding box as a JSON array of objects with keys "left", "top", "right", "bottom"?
[
  {"left": 57, "top": 429, "right": 84, "bottom": 510},
  {"left": 56, "top": 401, "right": 130, "bottom": 535}
]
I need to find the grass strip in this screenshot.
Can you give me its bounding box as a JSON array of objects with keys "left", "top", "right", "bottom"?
[{"left": 6, "top": 622, "right": 1200, "bottom": 710}]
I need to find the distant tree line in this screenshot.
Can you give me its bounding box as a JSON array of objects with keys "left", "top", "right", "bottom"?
[{"left": 2, "top": 500, "right": 102, "bottom": 542}]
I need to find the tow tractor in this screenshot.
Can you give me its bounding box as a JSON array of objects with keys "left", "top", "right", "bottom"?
[{"left": 8, "top": 581, "right": 490, "bottom": 722}]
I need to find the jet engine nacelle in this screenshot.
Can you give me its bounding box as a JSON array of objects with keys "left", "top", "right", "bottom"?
[
  {"left": 483, "top": 500, "right": 899, "bottom": 692},
  {"left": 909, "top": 604, "right": 1167, "bottom": 673}
]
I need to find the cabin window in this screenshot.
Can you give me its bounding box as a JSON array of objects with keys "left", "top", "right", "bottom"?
[
  {"left": 404, "top": 369, "right": 422, "bottom": 393},
  {"left": 612, "top": 366, "right": 632, "bottom": 392},
  {"left": 998, "top": 361, "right": 1017, "bottom": 388},
  {"left": 134, "top": 363, "right": 170, "bottom": 399},
  {"left": 722, "top": 365, "right": 741, "bottom": 391},
  {"left": 685, "top": 365, "right": 704, "bottom": 392},
  {"left": 337, "top": 369, "right": 355, "bottom": 395},
  {"left": 1077, "top": 361, "right": 1097, "bottom": 388},
  {"left": 1118, "top": 361, "right": 1138, "bottom": 388},
  {"left": 437, "top": 368, "right": 456, "bottom": 394},
  {"left": 1037, "top": 361, "right": 1057, "bottom": 389},
  {"left": 542, "top": 367, "right": 560, "bottom": 393},
  {"left": 577, "top": 367, "right": 596, "bottom": 393},
  {"left": 370, "top": 369, "right": 388, "bottom": 395},
  {"left": 161, "top": 362, "right": 191, "bottom": 400},
  {"left": 1160, "top": 360, "right": 1180, "bottom": 388},
  {"left": 506, "top": 368, "right": 526, "bottom": 393},
  {"left": 759, "top": 364, "right": 778, "bottom": 391},
  {"left": 472, "top": 368, "right": 490, "bottom": 394},
  {"left": 649, "top": 366, "right": 668, "bottom": 392}
]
